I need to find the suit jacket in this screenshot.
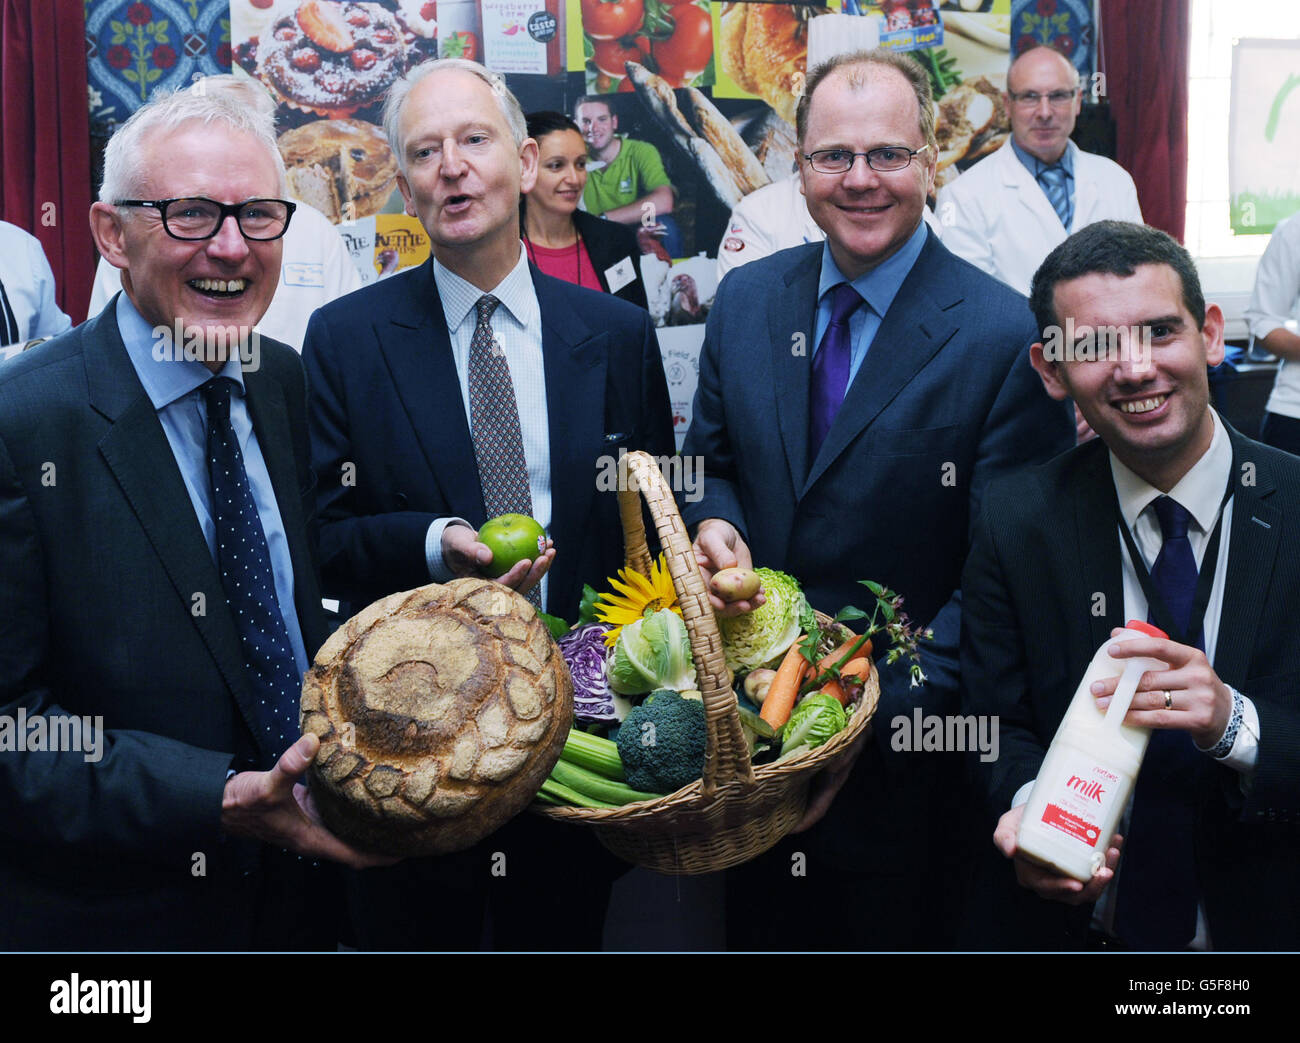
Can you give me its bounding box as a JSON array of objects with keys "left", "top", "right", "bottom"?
[
  {"left": 0, "top": 305, "right": 329, "bottom": 949},
  {"left": 681, "top": 231, "right": 1075, "bottom": 871},
  {"left": 302, "top": 258, "right": 675, "bottom": 619},
  {"left": 573, "top": 209, "right": 649, "bottom": 311},
  {"left": 937, "top": 140, "right": 1145, "bottom": 296},
  {"left": 961, "top": 425, "right": 1300, "bottom": 950}
]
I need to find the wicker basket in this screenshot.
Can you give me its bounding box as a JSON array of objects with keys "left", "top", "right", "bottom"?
[{"left": 535, "top": 450, "right": 879, "bottom": 875}]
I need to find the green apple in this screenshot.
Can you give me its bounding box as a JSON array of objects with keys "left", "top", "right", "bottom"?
[{"left": 478, "top": 513, "right": 547, "bottom": 578}]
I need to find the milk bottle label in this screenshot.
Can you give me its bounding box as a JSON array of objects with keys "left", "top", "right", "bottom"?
[{"left": 1039, "top": 751, "right": 1123, "bottom": 850}]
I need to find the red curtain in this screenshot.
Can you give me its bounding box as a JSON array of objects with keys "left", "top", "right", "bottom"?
[
  {"left": 1, "top": 0, "right": 94, "bottom": 323},
  {"left": 1099, "top": 0, "right": 1190, "bottom": 242}
]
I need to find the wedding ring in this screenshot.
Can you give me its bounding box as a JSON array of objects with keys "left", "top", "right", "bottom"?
[{"left": 1163, "top": 689, "right": 1173, "bottom": 710}]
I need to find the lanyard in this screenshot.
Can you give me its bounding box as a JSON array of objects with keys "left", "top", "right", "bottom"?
[{"left": 1115, "top": 476, "right": 1234, "bottom": 649}]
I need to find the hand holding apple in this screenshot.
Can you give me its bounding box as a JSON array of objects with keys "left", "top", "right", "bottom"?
[{"left": 442, "top": 515, "right": 555, "bottom": 598}]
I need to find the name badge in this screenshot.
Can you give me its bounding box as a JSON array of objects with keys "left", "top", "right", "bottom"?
[
  {"left": 604, "top": 256, "right": 636, "bottom": 294},
  {"left": 283, "top": 263, "right": 325, "bottom": 288}
]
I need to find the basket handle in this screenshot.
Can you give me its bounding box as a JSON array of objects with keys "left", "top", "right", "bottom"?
[{"left": 615, "top": 451, "right": 755, "bottom": 796}]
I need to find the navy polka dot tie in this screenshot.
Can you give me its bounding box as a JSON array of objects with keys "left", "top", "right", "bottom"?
[{"left": 205, "top": 377, "right": 301, "bottom": 767}]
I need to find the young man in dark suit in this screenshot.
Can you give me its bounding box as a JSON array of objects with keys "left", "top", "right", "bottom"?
[
  {"left": 0, "top": 88, "right": 380, "bottom": 951},
  {"left": 963, "top": 220, "right": 1300, "bottom": 950},
  {"left": 682, "top": 49, "right": 1074, "bottom": 949},
  {"left": 302, "top": 58, "right": 674, "bottom": 949}
]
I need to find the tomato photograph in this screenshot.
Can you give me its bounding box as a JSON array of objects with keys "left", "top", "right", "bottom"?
[{"left": 580, "top": 0, "right": 715, "bottom": 93}]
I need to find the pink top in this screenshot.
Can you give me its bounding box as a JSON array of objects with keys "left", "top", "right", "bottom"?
[{"left": 525, "top": 236, "right": 602, "bottom": 291}]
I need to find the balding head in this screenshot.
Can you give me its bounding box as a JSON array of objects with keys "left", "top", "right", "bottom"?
[{"left": 1005, "top": 46, "right": 1081, "bottom": 163}]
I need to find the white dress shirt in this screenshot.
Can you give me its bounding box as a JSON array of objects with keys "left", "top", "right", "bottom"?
[
  {"left": 423, "top": 246, "right": 552, "bottom": 606},
  {"left": 1244, "top": 212, "right": 1300, "bottom": 420},
  {"left": 0, "top": 221, "right": 72, "bottom": 348}
]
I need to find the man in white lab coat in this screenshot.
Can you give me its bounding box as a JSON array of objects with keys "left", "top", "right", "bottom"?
[{"left": 936, "top": 45, "right": 1143, "bottom": 296}]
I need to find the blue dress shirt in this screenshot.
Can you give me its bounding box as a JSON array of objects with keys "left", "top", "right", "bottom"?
[
  {"left": 115, "top": 293, "right": 309, "bottom": 676},
  {"left": 813, "top": 219, "right": 929, "bottom": 391},
  {"left": 1011, "top": 137, "right": 1077, "bottom": 231}
]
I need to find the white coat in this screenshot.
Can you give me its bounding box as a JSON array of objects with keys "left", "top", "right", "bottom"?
[{"left": 936, "top": 139, "right": 1144, "bottom": 296}]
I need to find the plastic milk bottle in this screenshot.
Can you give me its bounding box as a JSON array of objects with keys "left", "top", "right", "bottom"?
[{"left": 1016, "top": 620, "right": 1169, "bottom": 882}]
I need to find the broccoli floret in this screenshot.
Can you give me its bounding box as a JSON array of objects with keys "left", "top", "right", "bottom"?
[{"left": 616, "top": 689, "right": 707, "bottom": 794}]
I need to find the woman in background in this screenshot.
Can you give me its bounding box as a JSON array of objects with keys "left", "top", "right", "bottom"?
[{"left": 521, "top": 111, "right": 649, "bottom": 310}]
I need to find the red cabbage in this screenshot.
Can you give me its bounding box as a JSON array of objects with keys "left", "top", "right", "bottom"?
[{"left": 558, "top": 623, "right": 617, "bottom": 722}]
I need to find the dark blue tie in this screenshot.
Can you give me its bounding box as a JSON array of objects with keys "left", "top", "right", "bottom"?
[
  {"left": 809, "top": 283, "right": 862, "bottom": 459},
  {"left": 1115, "top": 496, "right": 1200, "bottom": 950},
  {"left": 205, "top": 377, "right": 301, "bottom": 768},
  {"left": 1037, "top": 163, "right": 1073, "bottom": 229}
]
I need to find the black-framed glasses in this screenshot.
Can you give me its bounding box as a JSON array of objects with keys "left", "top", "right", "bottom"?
[
  {"left": 1007, "top": 89, "right": 1079, "bottom": 109},
  {"left": 115, "top": 197, "right": 297, "bottom": 241},
  {"left": 803, "top": 144, "right": 932, "bottom": 175}
]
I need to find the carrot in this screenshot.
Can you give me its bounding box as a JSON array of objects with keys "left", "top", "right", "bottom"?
[
  {"left": 761, "top": 640, "right": 810, "bottom": 731},
  {"left": 801, "top": 635, "right": 874, "bottom": 696},
  {"left": 832, "top": 658, "right": 872, "bottom": 706}
]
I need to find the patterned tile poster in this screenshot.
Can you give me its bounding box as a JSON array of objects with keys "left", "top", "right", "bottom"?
[
  {"left": 85, "top": 0, "right": 234, "bottom": 132},
  {"left": 1009, "top": 0, "right": 1093, "bottom": 80}
]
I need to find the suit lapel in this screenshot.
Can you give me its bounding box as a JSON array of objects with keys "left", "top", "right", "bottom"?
[
  {"left": 804, "top": 232, "right": 960, "bottom": 494},
  {"left": 535, "top": 269, "right": 606, "bottom": 616},
  {"left": 1001, "top": 142, "right": 1066, "bottom": 233},
  {"left": 770, "top": 245, "right": 821, "bottom": 496},
  {"left": 86, "top": 317, "right": 255, "bottom": 718},
  {"left": 1072, "top": 444, "right": 1127, "bottom": 655},
  {"left": 1214, "top": 428, "right": 1280, "bottom": 684},
  {"left": 378, "top": 259, "right": 486, "bottom": 520}
]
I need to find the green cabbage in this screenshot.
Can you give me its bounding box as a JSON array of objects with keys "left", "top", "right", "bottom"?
[
  {"left": 608, "top": 609, "right": 697, "bottom": 695},
  {"left": 719, "top": 567, "right": 806, "bottom": 673},
  {"left": 779, "top": 692, "right": 847, "bottom": 759}
]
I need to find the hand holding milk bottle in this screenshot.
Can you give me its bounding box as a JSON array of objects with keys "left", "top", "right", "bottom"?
[{"left": 1007, "top": 621, "right": 1170, "bottom": 887}]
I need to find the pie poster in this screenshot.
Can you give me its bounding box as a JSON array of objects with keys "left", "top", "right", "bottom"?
[
  {"left": 229, "top": 0, "right": 439, "bottom": 226},
  {"left": 1229, "top": 37, "right": 1300, "bottom": 235}
]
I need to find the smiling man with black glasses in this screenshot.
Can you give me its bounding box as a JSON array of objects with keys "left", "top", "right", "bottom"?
[
  {"left": 937, "top": 44, "right": 1145, "bottom": 299},
  {"left": 0, "top": 88, "right": 385, "bottom": 952}
]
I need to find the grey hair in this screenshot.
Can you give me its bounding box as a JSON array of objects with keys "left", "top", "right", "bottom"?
[
  {"left": 186, "top": 73, "right": 278, "bottom": 118},
  {"left": 99, "top": 88, "right": 287, "bottom": 204},
  {"left": 382, "top": 57, "right": 527, "bottom": 172}
]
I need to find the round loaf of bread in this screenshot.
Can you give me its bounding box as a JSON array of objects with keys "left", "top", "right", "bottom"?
[{"left": 301, "top": 579, "right": 572, "bottom": 856}]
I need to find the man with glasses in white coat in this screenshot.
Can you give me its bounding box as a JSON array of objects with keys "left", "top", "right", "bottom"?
[{"left": 936, "top": 45, "right": 1144, "bottom": 298}]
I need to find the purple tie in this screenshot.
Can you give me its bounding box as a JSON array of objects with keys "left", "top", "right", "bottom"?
[{"left": 809, "top": 283, "right": 862, "bottom": 458}]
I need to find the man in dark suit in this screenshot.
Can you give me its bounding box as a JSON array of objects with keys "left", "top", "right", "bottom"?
[
  {"left": 0, "top": 88, "right": 380, "bottom": 951},
  {"left": 962, "top": 220, "right": 1300, "bottom": 950},
  {"left": 682, "top": 49, "right": 1074, "bottom": 950},
  {"left": 303, "top": 58, "right": 674, "bottom": 949}
]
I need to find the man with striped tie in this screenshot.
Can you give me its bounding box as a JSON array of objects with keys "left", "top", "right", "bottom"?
[{"left": 936, "top": 45, "right": 1144, "bottom": 299}]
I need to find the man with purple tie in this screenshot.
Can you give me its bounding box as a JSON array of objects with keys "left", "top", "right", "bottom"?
[
  {"left": 963, "top": 220, "right": 1300, "bottom": 951},
  {"left": 681, "top": 48, "right": 1073, "bottom": 950}
]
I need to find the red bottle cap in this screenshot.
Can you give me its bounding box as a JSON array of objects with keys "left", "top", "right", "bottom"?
[{"left": 1124, "top": 619, "right": 1168, "bottom": 640}]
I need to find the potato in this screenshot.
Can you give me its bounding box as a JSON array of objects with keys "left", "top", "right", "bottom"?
[
  {"left": 743, "top": 668, "right": 777, "bottom": 706},
  {"left": 710, "top": 567, "right": 761, "bottom": 602}
]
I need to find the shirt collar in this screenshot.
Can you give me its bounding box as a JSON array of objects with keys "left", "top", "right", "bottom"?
[
  {"left": 433, "top": 245, "right": 538, "bottom": 331},
  {"left": 114, "top": 292, "right": 246, "bottom": 412},
  {"left": 817, "top": 219, "right": 928, "bottom": 317},
  {"left": 1011, "top": 136, "right": 1076, "bottom": 180},
  {"left": 1110, "top": 409, "right": 1233, "bottom": 535}
]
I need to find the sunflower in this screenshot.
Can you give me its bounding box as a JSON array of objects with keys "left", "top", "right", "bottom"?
[{"left": 593, "top": 553, "right": 682, "bottom": 647}]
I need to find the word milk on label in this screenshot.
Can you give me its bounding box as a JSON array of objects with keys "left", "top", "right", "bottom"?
[{"left": 1017, "top": 621, "right": 1168, "bottom": 882}]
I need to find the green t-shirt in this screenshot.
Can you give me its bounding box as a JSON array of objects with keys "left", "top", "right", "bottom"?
[{"left": 582, "top": 137, "right": 671, "bottom": 217}]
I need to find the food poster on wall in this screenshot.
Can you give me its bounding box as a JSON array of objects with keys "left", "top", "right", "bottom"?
[
  {"left": 567, "top": 0, "right": 715, "bottom": 95},
  {"left": 230, "top": 0, "right": 439, "bottom": 255},
  {"left": 1229, "top": 38, "right": 1300, "bottom": 235}
]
